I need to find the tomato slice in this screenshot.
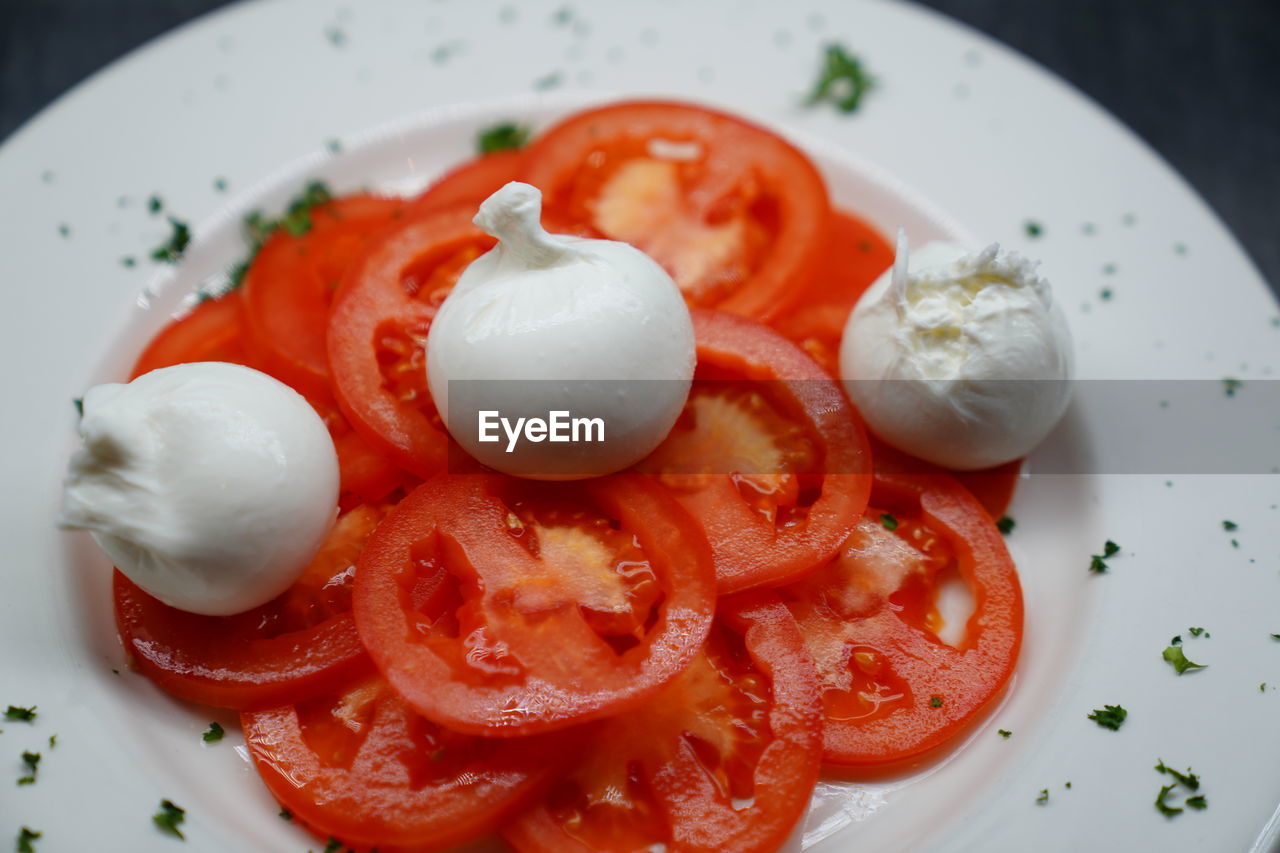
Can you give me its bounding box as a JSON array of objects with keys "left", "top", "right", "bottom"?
[
  {"left": 353, "top": 473, "right": 716, "bottom": 737},
  {"left": 871, "top": 435, "right": 1022, "bottom": 520},
  {"left": 503, "top": 592, "right": 822, "bottom": 853},
  {"left": 130, "top": 290, "right": 256, "bottom": 378},
  {"left": 637, "top": 309, "right": 872, "bottom": 594},
  {"left": 114, "top": 504, "right": 386, "bottom": 710},
  {"left": 521, "top": 101, "right": 832, "bottom": 320},
  {"left": 327, "top": 204, "right": 495, "bottom": 478},
  {"left": 778, "top": 471, "right": 1023, "bottom": 766},
  {"left": 243, "top": 675, "right": 571, "bottom": 852},
  {"left": 409, "top": 149, "right": 525, "bottom": 212},
  {"left": 242, "top": 195, "right": 406, "bottom": 400},
  {"left": 770, "top": 210, "right": 893, "bottom": 375}
]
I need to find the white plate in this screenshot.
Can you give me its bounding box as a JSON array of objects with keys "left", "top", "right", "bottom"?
[{"left": 2, "top": 1, "right": 1278, "bottom": 851}]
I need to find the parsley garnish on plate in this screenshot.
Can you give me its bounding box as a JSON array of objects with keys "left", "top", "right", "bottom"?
[
  {"left": 1024, "top": 220, "right": 1043, "bottom": 238},
  {"left": 1154, "top": 759, "right": 1206, "bottom": 817},
  {"left": 1222, "top": 520, "right": 1238, "bottom": 531},
  {"left": 47, "top": 735, "right": 56, "bottom": 749},
  {"left": 16, "top": 827, "right": 41, "bottom": 853},
  {"left": 202, "top": 722, "right": 224, "bottom": 743},
  {"left": 998, "top": 729, "right": 1012, "bottom": 739},
  {"left": 879, "top": 513, "right": 899, "bottom": 532},
  {"left": 17, "top": 750, "right": 40, "bottom": 785},
  {"left": 1155, "top": 759, "right": 1199, "bottom": 789},
  {"left": 996, "top": 516, "right": 1015, "bottom": 535},
  {"left": 1188, "top": 627, "right": 1208, "bottom": 638},
  {"left": 1155, "top": 784, "right": 1182, "bottom": 817},
  {"left": 806, "top": 44, "right": 874, "bottom": 113},
  {"left": 1035, "top": 788, "right": 1049, "bottom": 805},
  {"left": 1087, "top": 704, "right": 1127, "bottom": 730},
  {"left": 323, "top": 838, "right": 342, "bottom": 853},
  {"left": 222, "top": 181, "right": 335, "bottom": 294},
  {"left": 4, "top": 705, "right": 36, "bottom": 722},
  {"left": 148, "top": 195, "right": 163, "bottom": 215},
  {"left": 1162, "top": 645, "right": 1206, "bottom": 675},
  {"left": 152, "top": 799, "right": 186, "bottom": 840},
  {"left": 150, "top": 217, "right": 191, "bottom": 263},
  {"left": 476, "top": 122, "right": 531, "bottom": 155},
  {"left": 929, "top": 695, "right": 943, "bottom": 708},
  {"left": 1222, "top": 377, "right": 1243, "bottom": 397},
  {"left": 72, "top": 398, "right": 83, "bottom": 417},
  {"left": 278, "top": 808, "right": 292, "bottom": 821},
  {"left": 1186, "top": 795, "right": 1208, "bottom": 810}
]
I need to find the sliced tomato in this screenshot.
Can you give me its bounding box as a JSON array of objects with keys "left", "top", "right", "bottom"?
[
  {"left": 771, "top": 210, "right": 893, "bottom": 374},
  {"left": 115, "top": 504, "right": 387, "bottom": 710},
  {"left": 130, "top": 290, "right": 255, "bottom": 378},
  {"left": 778, "top": 471, "right": 1023, "bottom": 766},
  {"left": 353, "top": 473, "right": 716, "bottom": 737},
  {"left": 636, "top": 309, "right": 872, "bottom": 594},
  {"left": 241, "top": 195, "right": 406, "bottom": 400},
  {"left": 503, "top": 592, "right": 822, "bottom": 853},
  {"left": 327, "top": 204, "right": 495, "bottom": 478},
  {"left": 521, "top": 101, "right": 832, "bottom": 320},
  {"left": 410, "top": 149, "right": 525, "bottom": 212},
  {"left": 243, "top": 675, "right": 571, "bottom": 852},
  {"left": 872, "top": 435, "right": 1022, "bottom": 520}
]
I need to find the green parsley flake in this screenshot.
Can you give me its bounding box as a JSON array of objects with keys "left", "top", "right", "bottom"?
[
  {"left": 929, "top": 695, "right": 943, "bottom": 708},
  {"left": 202, "top": 722, "right": 224, "bottom": 743},
  {"left": 57, "top": 224, "right": 70, "bottom": 238},
  {"left": 1186, "top": 794, "right": 1207, "bottom": 810},
  {"left": 4, "top": 706, "right": 36, "bottom": 722},
  {"left": 213, "top": 177, "right": 228, "bottom": 192},
  {"left": 1089, "top": 540, "right": 1121, "bottom": 573},
  {"left": 1087, "top": 704, "right": 1127, "bottom": 730},
  {"left": 324, "top": 838, "right": 342, "bottom": 853},
  {"left": 806, "top": 44, "right": 874, "bottom": 113},
  {"left": 279, "top": 808, "right": 292, "bottom": 821},
  {"left": 17, "top": 827, "right": 41, "bottom": 853},
  {"left": 17, "top": 750, "right": 40, "bottom": 785},
  {"left": 1024, "top": 220, "right": 1043, "bottom": 238},
  {"left": 1155, "top": 759, "right": 1200, "bottom": 790},
  {"left": 153, "top": 799, "right": 186, "bottom": 840},
  {"left": 996, "top": 516, "right": 1015, "bottom": 535},
  {"left": 1261, "top": 683, "right": 1268, "bottom": 692},
  {"left": 1170, "top": 635, "right": 1182, "bottom": 646},
  {"left": 72, "top": 398, "right": 83, "bottom": 417},
  {"left": 150, "top": 217, "right": 191, "bottom": 263},
  {"left": 476, "top": 122, "right": 532, "bottom": 155},
  {"left": 1162, "top": 645, "right": 1206, "bottom": 675},
  {"left": 1099, "top": 287, "right": 1113, "bottom": 301},
  {"left": 1270, "top": 634, "right": 1280, "bottom": 641},
  {"left": 223, "top": 181, "right": 335, "bottom": 294},
  {"left": 1155, "top": 783, "right": 1182, "bottom": 817},
  {"left": 1188, "top": 627, "right": 1207, "bottom": 638},
  {"left": 879, "top": 513, "right": 899, "bottom": 532},
  {"left": 1222, "top": 520, "right": 1238, "bottom": 531},
  {"left": 47, "top": 735, "right": 56, "bottom": 749},
  {"left": 148, "top": 195, "right": 163, "bottom": 215},
  {"left": 121, "top": 256, "right": 136, "bottom": 268},
  {"left": 997, "top": 729, "right": 1012, "bottom": 739},
  {"left": 1222, "top": 377, "right": 1243, "bottom": 397},
  {"left": 1036, "top": 788, "right": 1049, "bottom": 805}
]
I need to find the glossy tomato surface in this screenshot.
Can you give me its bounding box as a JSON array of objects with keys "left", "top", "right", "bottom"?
[
  {"left": 114, "top": 505, "right": 384, "bottom": 710},
  {"left": 243, "top": 674, "right": 572, "bottom": 852},
  {"left": 503, "top": 592, "right": 822, "bottom": 853},
  {"left": 522, "top": 101, "right": 832, "bottom": 320},
  {"left": 353, "top": 473, "right": 716, "bottom": 736},
  {"left": 779, "top": 471, "right": 1023, "bottom": 766},
  {"left": 638, "top": 309, "right": 872, "bottom": 594}
]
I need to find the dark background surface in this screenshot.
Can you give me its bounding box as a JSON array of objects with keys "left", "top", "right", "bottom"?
[{"left": 2, "top": 0, "right": 1277, "bottom": 295}]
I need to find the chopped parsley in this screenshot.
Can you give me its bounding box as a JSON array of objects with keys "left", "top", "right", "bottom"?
[
  {"left": 1099, "top": 287, "right": 1113, "bottom": 301},
  {"left": 324, "top": 838, "right": 342, "bottom": 853},
  {"left": 72, "top": 398, "right": 83, "bottom": 417},
  {"left": 57, "top": 224, "right": 70, "bottom": 238},
  {"left": 1271, "top": 634, "right": 1280, "bottom": 641},
  {"left": 1222, "top": 377, "right": 1242, "bottom": 397},
  {"left": 152, "top": 799, "right": 186, "bottom": 840},
  {"left": 202, "top": 722, "right": 224, "bottom": 743},
  {"left": 1154, "top": 759, "right": 1206, "bottom": 818},
  {"left": 4, "top": 706, "right": 36, "bottom": 722},
  {"left": 213, "top": 177, "right": 228, "bottom": 192},
  {"left": 476, "top": 122, "right": 532, "bottom": 155},
  {"left": 996, "top": 516, "right": 1015, "bottom": 535},
  {"left": 148, "top": 195, "right": 163, "bottom": 215},
  {"left": 150, "top": 217, "right": 191, "bottom": 263},
  {"left": 279, "top": 808, "right": 292, "bottom": 821},
  {"left": 1088, "top": 540, "right": 1121, "bottom": 573},
  {"left": 16, "top": 827, "right": 41, "bottom": 853},
  {"left": 47, "top": 735, "right": 56, "bottom": 749},
  {"left": 1155, "top": 759, "right": 1199, "bottom": 790},
  {"left": 1170, "top": 635, "right": 1182, "bottom": 646},
  {"left": 1188, "top": 627, "right": 1207, "bottom": 638},
  {"left": 1024, "top": 220, "right": 1043, "bottom": 238},
  {"left": 806, "top": 44, "right": 874, "bottom": 113},
  {"left": 221, "top": 181, "right": 335, "bottom": 294},
  {"left": 17, "top": 750, "right": 40, "bottom": 785},
  {"left": 1222, "top": 520, "right": 1238, "bottom": 531},
  {"left": 998, "top": 729, "right": 1012, "bottom": 739},
  {"left": 121, "top": 256, "right": 137, "bottom": 268},
  {"left": 879, "top": 513, "right": 899, "bottom": 532},
  {"left": 1155, "top": 784, "right": 1182, "bottom": 817},
  {"left": 278, "top": 182, "right": 333, "bottom": 237},
  {"left": 929, "top": 695, "right": 943, "bottom": 708},
  {"left": 1262, "top": 683, "right": 1268, "bottom": 692},
  {"left": 1162, "top": 645, "right": 1206, "bottom": 675},
  {"left": 1035, "top": 788, "right": 1049, "bottom": 805},
  {"left": 1087, "top": 704, "right": 1127, "bottom": 730}
]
